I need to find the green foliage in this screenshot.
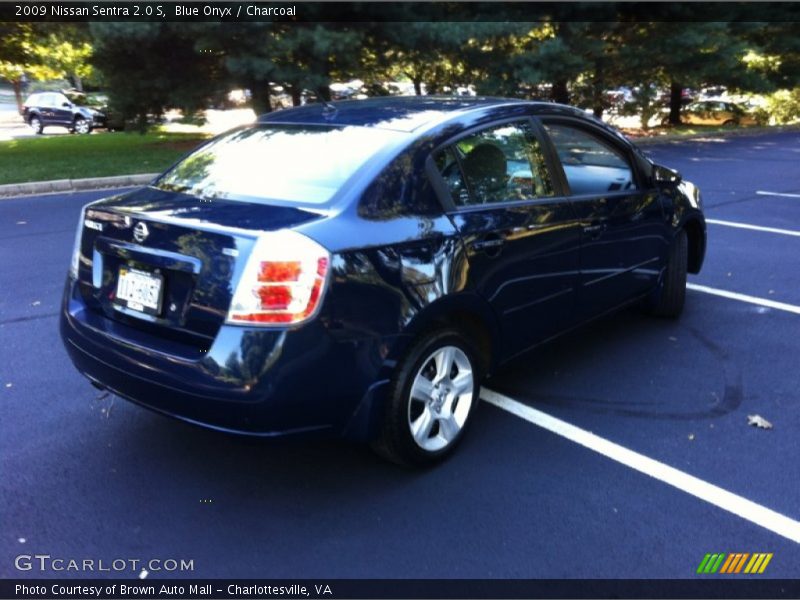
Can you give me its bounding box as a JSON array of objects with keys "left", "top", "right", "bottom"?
[
  {"left": 90, "top": 23, "right": 220, "bottom": 131},
  {"left": 761, "top": 88, "right": 800, "bottom": 124},
  {"left": 32, "top": 34, "right": 93, "bottom": 90}
]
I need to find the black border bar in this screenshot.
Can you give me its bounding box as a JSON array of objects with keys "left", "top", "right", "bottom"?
[
  {"left": 3, "top": 579, "right": 800, "bottom": 599},
  {"left": 4, "top": 2, "right": 800, "bottom": 22}
]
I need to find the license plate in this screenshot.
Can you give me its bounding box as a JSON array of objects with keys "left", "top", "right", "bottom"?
[{"left": 115, "top": 267, "right": 163, "bottom": 316}]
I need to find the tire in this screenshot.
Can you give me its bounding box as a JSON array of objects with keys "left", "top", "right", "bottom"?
[
  {"left": 29, "top": 115, "right": 43, "bottom": 134},
  {"left": 72, "top": 117, "right": 91, "bottom": 135},
  {"left": 372, "top": 330, "right": 481, "bottom": 467},
  {"left": 644, "top": 229, "right": 688, "bottom": 318},
  {"left": 722, "top": 119, "right": 737, "bottom": 128}
]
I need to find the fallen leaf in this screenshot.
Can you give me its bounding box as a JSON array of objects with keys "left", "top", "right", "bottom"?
[
  {"left": 668, "top": 336, "right": 677, "bottom": 342},
  {"left": 688, "top": 433, "right": 695, "bottom": 441},
  {"left": 16, "top": 221, "right": 26, "bottom": 225},
  {"left": 31, "top": 300, "right": 41, "bottom": 307},
  {"left": 18, "top": 538, "right": 26, "bottom": 544},
  {"left": 747, "top": 414, "right": 773, "bottom": 429},
  {"left": 4, "top": 383, "right": 11, "bottom": 388},
  {"left": 768, "top": 290, "right": 775, "bottom": 295}
]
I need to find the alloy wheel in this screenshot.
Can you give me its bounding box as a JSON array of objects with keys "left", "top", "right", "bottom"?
[
  {"left": 407, "top": 345, "right": 474, "bottom": 452},
  {"left": 74, "top": 119, "right": 90, "bottom": 134}
]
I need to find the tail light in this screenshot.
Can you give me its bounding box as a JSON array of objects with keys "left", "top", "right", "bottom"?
[
  {"left": 226, "top": 230, "right": 331, "bottom": 326},
  {"left": 68, "top": 204, "right": 89, "bottom": 279}
]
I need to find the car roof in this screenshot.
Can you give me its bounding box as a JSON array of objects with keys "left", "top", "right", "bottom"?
[{"left": 257, "top": 96, "right": 576, "bottom": 133}]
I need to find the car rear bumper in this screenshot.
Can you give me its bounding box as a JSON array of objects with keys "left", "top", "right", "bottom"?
[{"left": 60, "top": 279, "right": 391, "bottom": 438}]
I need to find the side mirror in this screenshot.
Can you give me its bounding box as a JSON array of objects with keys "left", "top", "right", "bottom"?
[
  {"left": 62, "top": 102, "right": 72, "bottom": 108},
  {"left": 653, "top": 164, "right": 681, "bottom": 184}
]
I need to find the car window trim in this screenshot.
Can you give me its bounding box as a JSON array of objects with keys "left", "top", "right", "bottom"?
[
  {"left": 426, "top": 116, "right": 565, "bottom": 213},
  {"left": 538, "top": 115, "right": 645, "bottom": 193},
  {"left": 445, "top": 192, "right": 575, "bottom": 215}
]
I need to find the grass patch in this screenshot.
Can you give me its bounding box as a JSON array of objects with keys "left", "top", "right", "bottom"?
[{"left": 0, "top": 131, "right": 211, "bottom": 185}]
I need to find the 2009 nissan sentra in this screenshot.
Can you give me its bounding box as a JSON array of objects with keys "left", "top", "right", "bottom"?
[{"left": 60, "top": 97, "right": 706, "bottom": 466}]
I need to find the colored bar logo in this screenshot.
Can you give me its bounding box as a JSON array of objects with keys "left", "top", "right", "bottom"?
[{"left": 697, "top": 553, "right": 773, "bottom": 574}]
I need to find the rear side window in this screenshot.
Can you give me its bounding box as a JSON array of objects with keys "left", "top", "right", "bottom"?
[
  {"left": 434, "top": 121, "right": 554, "bottom": 207},
  {"left": 543, "top": 124, "right": 637, "bottom": 195},
  {"left": 155, "top": 124, "right": 405, "bottom": 205}
]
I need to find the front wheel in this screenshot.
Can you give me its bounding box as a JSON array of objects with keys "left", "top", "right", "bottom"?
[
  {"left": 72, "top": 117, "right": 91, "bottom": 134},
  {"left": 29, "top": 116, "right": 43, "bottom": 134},
  {"left": 372, "top": 330, "right": 480, "bottom": 466},
  {"left": 643, "top": 229, "right": 687, "bottom": 318}
]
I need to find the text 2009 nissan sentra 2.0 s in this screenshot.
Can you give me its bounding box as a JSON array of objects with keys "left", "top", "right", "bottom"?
[{"left": 60, "top": 97, "right": 706, "bottom": 466}]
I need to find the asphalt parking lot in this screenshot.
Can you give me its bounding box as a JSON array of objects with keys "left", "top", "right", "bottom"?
[{"left": 1, "top": 130, "right": 799, "bottom": 582}]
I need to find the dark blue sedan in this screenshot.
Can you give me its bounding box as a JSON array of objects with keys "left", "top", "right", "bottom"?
[{"left": 60, "top": 97, "right": 706, "bottom": 465}]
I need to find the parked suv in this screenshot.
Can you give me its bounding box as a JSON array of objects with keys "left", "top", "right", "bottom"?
[
  {"left": 23, "top": 91, "right": 107, "bottom": 134},
  {"left": 60, "top": 97, "right": 706, "bottom": 466}
]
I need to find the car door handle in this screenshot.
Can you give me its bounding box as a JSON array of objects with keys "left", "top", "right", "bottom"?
[
  {"left": 470, "top": 235, "right": 505, "bottom": 257},
  {"left": 471, "top": 238, "right": 504, "bottom": 250},
  {"left": 582, "top": 223, "right": 606, "bottom": 239}
]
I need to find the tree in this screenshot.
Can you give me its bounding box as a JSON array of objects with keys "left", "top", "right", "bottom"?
[
  {"left": 0, "top": 24, "right": 97, "bottom": 114},
  {"left": 33, "top": 31, "right": 94, "bottom": 91},
  {"left": 367, "top": 19, "right": 473, "bottom": 96},
  {"left": 0, "top": 24, "right": 44, "bottom": 114},
  {"left": 618, "top": 21, "right": 758, "bottom": 125},
  {"left": 270, "top": 23, "right": 364, "bottom": 105},
  {"left": 90, "top": 23, "right": 221, "bottom": 130},
  {"left": 190, "top": 23, "right": 277, "bottom": 114}
]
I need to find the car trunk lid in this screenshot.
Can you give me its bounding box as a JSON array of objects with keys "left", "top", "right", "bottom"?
[{"left": 74, "top": 186, "right": 325, "bottom": 347}]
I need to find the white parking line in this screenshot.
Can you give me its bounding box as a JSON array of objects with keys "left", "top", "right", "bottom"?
[
  {"left": 687, "top": 283, "right": 800, "bottom": 315},
  {"left": 706, "top": 219, "right": 800, "bottom": 238},
  {"left": 481, "top": 388, "right": 800, "bottom": 544},
  {"left": 756, "top": 190, "right": 800, "bottom": 199}
]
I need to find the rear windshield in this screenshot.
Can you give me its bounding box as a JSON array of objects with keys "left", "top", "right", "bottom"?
[{"left": 155, "top": 124, "right": 403, "bottom": 205}]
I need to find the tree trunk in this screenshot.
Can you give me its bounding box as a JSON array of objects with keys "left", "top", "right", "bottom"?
[
  {"left": 592, "top": 58, "right": 604, "bottom": 119},
  {"left": 74, "top": 74, "right": 83, "bottom": 92},
  {"left": 290, "top": 87, "right": 302, "bottom": 107},
  {"left": 317, "top": 84, "right": 331, "bottom": 102},
  {"left": 12, "top": 80, "right": 24, "bottom": 115},
  {"left": 669, "top": 81, "right": 682, "bottom": 125},
  {"left": 551, "top": 79, "right": 569, "bottom": 105},
  {"left": 413, "top": 78, "right": 422, "bottom": 96},
  {"left": 250, "top": 84, "right": 272, "bottom": 114}
]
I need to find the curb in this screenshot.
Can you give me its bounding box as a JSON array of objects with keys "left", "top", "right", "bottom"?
[{"left": 0, "top": 173, "right": 158, "bottom": 198}]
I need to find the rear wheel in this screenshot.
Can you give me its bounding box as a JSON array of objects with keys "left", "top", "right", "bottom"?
[
  {"left": 722, "top": 119, "right": 737, "bottom": 128},
  {"left": 372, "top": 330, "right": 480, "bottom": 466},
  {"left": 29, "top": 115, "right": 43, "bottom": 134},
  {"left": 72, "top": 117, "right": 91, "bottom": 135},
  {"left": 643, "top": 229, "right": 688, "bottom": 318}
]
